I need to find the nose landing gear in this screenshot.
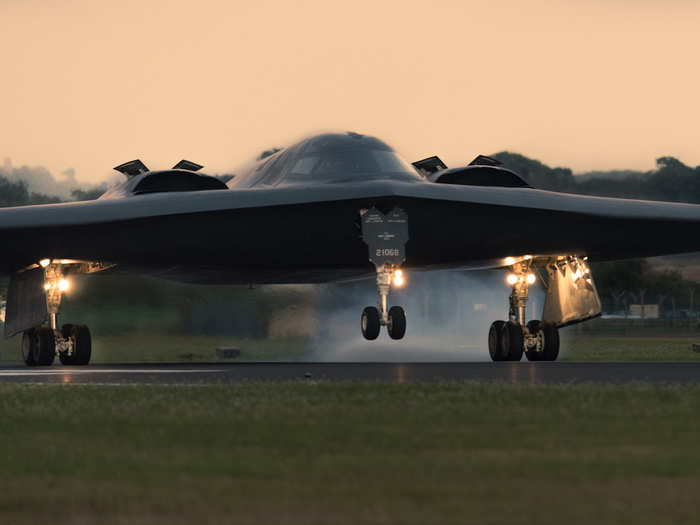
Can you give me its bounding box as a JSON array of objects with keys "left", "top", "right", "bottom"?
[
  {"left": 360, "top": 265, "right": 407, "bottom": 340},
  {"left": 359, "top": 207, "right": 409, "bottom": 341}
]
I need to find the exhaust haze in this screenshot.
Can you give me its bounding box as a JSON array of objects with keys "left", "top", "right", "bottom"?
[{"left": 308, "top": 270, "right": 546, "bottom": 362}]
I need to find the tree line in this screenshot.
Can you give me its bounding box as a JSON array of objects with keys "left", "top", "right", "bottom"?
[
  {"left": 490, "top": 152, "right": 700, "bottom": 315},
  {"left": 492, "top": 152, "right": 700, "bottom": 203}
]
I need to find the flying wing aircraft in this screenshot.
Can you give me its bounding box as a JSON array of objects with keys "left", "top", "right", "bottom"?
[{"left": 2, "top": 131, "right": 700, "bottom": 366}]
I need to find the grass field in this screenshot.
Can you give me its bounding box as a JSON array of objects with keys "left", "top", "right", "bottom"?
[
  {"left": 560, "top": 335, "right": 700, "bottom": 361},
  {"left": 1, "top": 382, "right": 699, "bottom": 524}
]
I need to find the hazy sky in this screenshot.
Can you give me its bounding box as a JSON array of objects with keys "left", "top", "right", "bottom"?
[{"left": 1, "top": 0, "right": 699, "bottom": 183}]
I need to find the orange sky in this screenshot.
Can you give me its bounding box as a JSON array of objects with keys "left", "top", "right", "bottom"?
[{"left": 1, "top": 0, "right": 699, "bottom": 183}]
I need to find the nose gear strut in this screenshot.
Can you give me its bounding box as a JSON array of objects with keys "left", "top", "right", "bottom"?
[{"left": 360, "top": 207, "right": 409, "bottom": 340}]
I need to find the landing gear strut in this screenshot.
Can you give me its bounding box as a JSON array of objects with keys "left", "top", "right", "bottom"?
[
  {"left": 361, "top": 265, "right": 407, "bottom": 340},
  {"left": 359, "top": 207, "right": 409, "bottom": 341},
  {"left": 488, "top": 260, "right": 559, "bottom": 362},
  {"left": 20, "top": 260, "right": 92, "bottom": 367}
]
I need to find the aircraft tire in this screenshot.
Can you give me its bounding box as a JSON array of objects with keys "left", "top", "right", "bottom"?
[
  {"left": 361, "top": 307, "right": 381, "bottom": 340},
  {"left": 488, "top": 321, "right": 507, "bottom": 361},
  {"left": 72, "top": 325, "right": 92, "bottom": 366},
  {"left": 541, "top": 322, "right": 560, "bottom": 361},
  {"left": 34, "top": 327, "right": 56, "bottom": 366},
  {"left": 502, "top": 321, "right": 524, "bottom": 361},
  {"left": 525, "top": 320, "right": 542, "bottom": 361},
  {"left": 21, "top": 329, "right": 38, "bottom": 366},
  {"left": 387, "top": 306, "right": 406, "bottom": 340}
]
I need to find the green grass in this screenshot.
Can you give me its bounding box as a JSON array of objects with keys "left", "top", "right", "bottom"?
[
  {"left": 0, "top": 382, "right": 699, "bottom": 524},
  {"left": 560, "top": 335, "right": 700, "bottom": 361}
]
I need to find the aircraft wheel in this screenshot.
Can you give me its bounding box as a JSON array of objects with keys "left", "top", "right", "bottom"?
[
  {"left": 488, "top": 321, "right": 507, "bottom": 361},
  {"left": 66, "top": 324, "right": 91, "bottom": 365},
  {"left": 59, "top": 324, "right": 75, "bottom": 365},
  {"left": 361, "top": 307, "right": 381, "bottom": 340},
  {"left": 502, "top": 321, "right": 524, "bottom": 362},
  {"left": 21, "top": 329, "right": 38, "bottom": 367},
  {"left": 541, "top": 322, "right": 560, "bottom": 361},
  {"left": 36, "top": 327, "right": 56, "bottom": 366},
  {"left": 23, "top": 327, "right": 56, "bottom": 366},
  {"left": 525, "top": 320, "right": 542, "bottom": 362},
  {"left": 387, "top": 306, "right": 406, "bottom": 340}
]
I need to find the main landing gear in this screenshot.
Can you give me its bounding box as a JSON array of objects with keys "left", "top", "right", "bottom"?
[
  {"left": 21, "top": 324, "right": 91, "bottom": 366},
  {"left": 20, "top": 260, "right": 92, "bottom": 367},
  {"left": 361, "top": 265, "right": 406, "bottom": 340},
  {"left": 488, "top": 262, "right": 560, "bottom": 362}
]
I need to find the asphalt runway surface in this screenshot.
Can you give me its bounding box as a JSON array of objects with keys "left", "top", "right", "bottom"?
[{"left": 0, "top": 362, "right": 699, "bottom": 384}]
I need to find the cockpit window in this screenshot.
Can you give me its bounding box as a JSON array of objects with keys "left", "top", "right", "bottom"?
[
  {"left": 290, "top": 156, "right": 318, "bottom": 175},
  {"left": 288, "top": 149, "right": 420, "bottom": 182}
]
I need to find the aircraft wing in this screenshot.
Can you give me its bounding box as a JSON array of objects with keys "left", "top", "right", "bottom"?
[{"left": 1, "top": 180, "right": 700, "bottom": 283}]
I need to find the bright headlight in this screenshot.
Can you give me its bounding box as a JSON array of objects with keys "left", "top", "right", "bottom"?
[
  {"left": 58, "top": 279, "right": 70, "bottom": 292},
  {"left": 393, "top": 269, "right": 405, "bottom": 287},
  {"left": 526, "top": 273, "right": 536, "bottom": 285},
  {"left": 506, "top": 273, "right": 518, "bottom": 285}
]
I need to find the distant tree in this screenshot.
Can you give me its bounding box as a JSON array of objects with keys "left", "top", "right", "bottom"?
[
  {"left": 71, "top": 188, "right": 105, "bottom": 201},
  {"left": 491, "top": 151, "right": 576, "bottom": 192},
  {"left": 0, "top": 175, "right": 62, "bottom": 207},
  {"left": 656, "top": 156, "right": 686, "bottom": 170},
  {"left": 0, "top": 176, "right": 30, "bottom": 207},
  {"left": 493, "top": 151, "right": 700, "bottom": 205},
  {"left": 27, "top": 192, "right": 62, "bottom": 205},
  {"left": 592, "top": 259, "right": 697, "bottom": 316}
]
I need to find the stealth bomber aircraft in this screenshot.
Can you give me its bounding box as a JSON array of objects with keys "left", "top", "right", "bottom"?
[{"left": 2, "top": 132, "right": 698, "bottom": 365}]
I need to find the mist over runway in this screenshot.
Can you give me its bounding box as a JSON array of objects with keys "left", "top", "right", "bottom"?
[{"left": 1, "top": 362, "right": 699, "bottom": 384}]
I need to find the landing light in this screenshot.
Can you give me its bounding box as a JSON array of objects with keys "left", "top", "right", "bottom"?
[
  {"left": 393, "top": 269, "right": 405, "bottom": 287},
  {"left": 505, "top": 257, "right": 516, "bottom": 266},
  {"left": 507, "top": 273, "right": 536, "bottom": 285},
  {"left": 39, "top": 259, "right": 50, "bottom": 268},
  {"left": 58, "top": 279, "right": 70, "bottom": 292}
]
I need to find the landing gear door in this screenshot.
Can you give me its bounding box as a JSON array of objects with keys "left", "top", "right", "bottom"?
[
  {"left": 4, "top": 268, "right": 48, "bottom": 338},
  {"left": 361, "top": 207, "right": 409, "bottom": 269},
  {"left": 542, "top": 257, "right": 602, "bottom": 328}
]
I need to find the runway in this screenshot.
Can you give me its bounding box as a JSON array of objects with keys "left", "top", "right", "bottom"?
[{"left": 0, "top": 362, "right": 698, "bottom": 384}]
